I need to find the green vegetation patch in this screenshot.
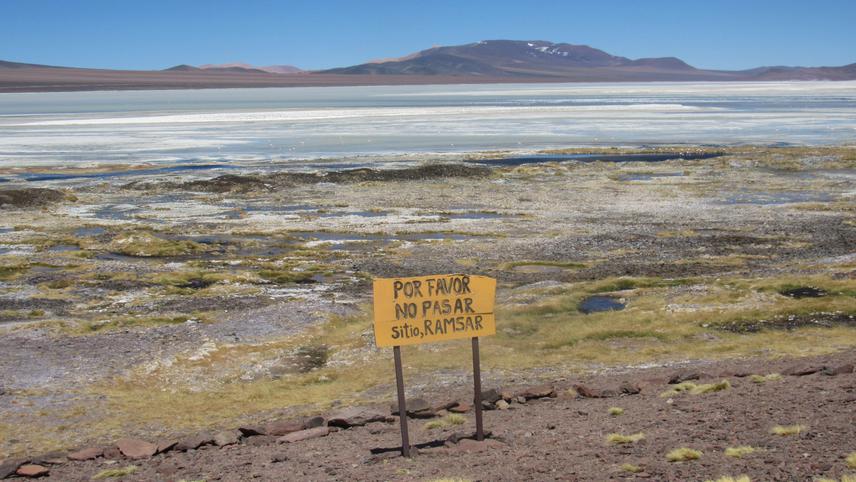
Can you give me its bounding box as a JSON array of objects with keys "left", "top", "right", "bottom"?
[
  {"left": 0, "top": 264, "right": 29, "bottom": 280},
  {"left": 78, "top": 315, "right": 201, "bottom": 334},
  {"left": 503, "top": 260, "right": 587, "bottom": 270},
  {"left": 108, "top": 232, "right": 208, "bottom": 257},
  {"left": 258, "top": 269, "right": 316, "bottom": 284}
]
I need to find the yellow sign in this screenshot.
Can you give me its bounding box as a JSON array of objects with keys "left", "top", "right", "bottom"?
[{"left": 373, "top": 274, "right": 496, "bottom": 347}]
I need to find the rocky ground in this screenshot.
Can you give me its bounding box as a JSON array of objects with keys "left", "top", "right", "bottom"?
[
  {"left": 0, "top": 146, "right": 855, "bottom": 479},
  {"left": 3, "top": 350, "right": 856, "bottom": 481}
]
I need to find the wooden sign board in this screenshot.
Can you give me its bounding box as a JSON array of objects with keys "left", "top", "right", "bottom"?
[{"left": 373, "top": 274, "right": 496, "bottom": 347}]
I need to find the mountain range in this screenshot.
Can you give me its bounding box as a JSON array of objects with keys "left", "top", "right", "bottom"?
[{"left": 2, "top": 40, "right": 854, "bottom": 92}]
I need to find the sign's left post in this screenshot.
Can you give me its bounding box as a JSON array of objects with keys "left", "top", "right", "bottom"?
[{"left": 392, "top": 345, "right": 411, "bottom": 457}]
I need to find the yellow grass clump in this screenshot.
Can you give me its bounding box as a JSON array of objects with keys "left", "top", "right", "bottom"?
[
  {"left": 608, "top": 407, "right": 624, "bottom": 416},
  {"left": 666, "top": 448, "right": 702, "bottom": 462},
  {"left": 725, "top": 446, "right": 760, "bottom": 458},
  {"left": 607, "top": 432, "right": 645, "bottom": 445},
  {"left": 749, "top": 373, "right": 782, "bottom": 383},
  {"left": 771, "top": 424, "right": 805, "bottom": 436},
  {"left": 92, "top": 466, "right": 138, "bottom": 479}
]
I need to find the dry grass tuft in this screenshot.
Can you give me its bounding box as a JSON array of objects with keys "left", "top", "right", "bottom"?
[
  {"left": 771, "top": 424, "right": 805, "bottom": 436},
  {"left": 725, "top": 446, "right": 760, "bottom": 458},
  {"left": 424, "top": 420, "right": 445, "bottom": 430},
  {"left": 704, "top": 477, "right": 750, "bottom": 482},
  {"left": 749, "top": 373, "right": 783, "bottom": 383},
  {"left": 661, "top": 380, "right": 730, "bottom": 397},
  {"left": 608, "top": 407, "right": 624, "bottom": 416},
  {"left": 848, "top": 452, "right": 856, "bottom": 469},
  {"left": 607, "top": 432, "right": 645, "bottom": 445},
  {"left": 666, "top": 447, "right": 702, "bottom": 462},
  {"left": 425, "top": 414, "right": 467, "bottom": 430},
  {"left": 620, "top": 463, "right": 642, "bottom": 473},
  {"left": 446, "top": 414, "right": 467, "bottom": 426},
  {"left": 92, "top": 466, "right": 138, "bottom": 479}
]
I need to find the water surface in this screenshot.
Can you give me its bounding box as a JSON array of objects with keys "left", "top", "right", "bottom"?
[{"left": 1, "top": 81, "right": 855, "bottom": 168}]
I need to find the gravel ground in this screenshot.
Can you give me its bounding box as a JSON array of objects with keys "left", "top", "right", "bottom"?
[{"left": 29, "top": 349, "right": 856, "bottom": 481}]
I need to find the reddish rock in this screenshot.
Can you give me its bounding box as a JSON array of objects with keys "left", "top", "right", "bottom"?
[
  {"left": 481, "top": 389, "right": 502, "bottom": 404},
  {"left": 31, "top": 452, "right": 65, "bottom": 466},
  {"left": 573, "top": 384, "right": 616, "bottom": 398},
  {"left": 263, "top": 420, "right": 305, "bottom": 436},
  {"left": 433, "top": 400, "right": 458, "bottom": 411},
  {"left": 174, "top": 433, "right": 215, "bottom": 452},
  {"left": 328, "top": 407, "right": 392, "bottom": 428},
  {"left": 245, "top": 436, "right": 278, "bottom": 446},
  {"left": 517, "top": 384, "right": 556, "bottom": 400},
  {"left": 155, "top": 440, "right": 178, "bottom": 455},
  {"left": 67, "top": 447, "right": 103, "bottom": 461},
  {"left": 390, "top": 398, "right": 435, "bottom": 417},
  {"left": 784, "top": 365, "right": 825, "bottom": 376},
  {"left": 0, "top": 459, "right": 24, "bottom": 479},
  {"left": 448, "top": 402, "right": 471, "bottom": 413},
  {"left": 304, "top": 416, "right": 326, "bottom": 429},
  {"left": 16, "top": 464, "right": 49, "bottom": 478},
  {"left": 668, "top": 371, "right": 702, "bottom": 384},
  {"left": 102, "top": 446, "right": 122, "bottom": 460},
  {"left": 238, "top": 426, "right": 265, "bottom": 437},
  {"left": 620, "top": 381, "right": 642, "bottom": 395},
  {"left": 214, "top": 430, "right": 242, "bottom": 447},
  {"left": 277, "top": 426, "right": 332, "bottom": 443},
  {"left": 116, "top": 438, "right": 158, "bottom": 459},
  {"left": 822, "top": 364, "right": 854, "bottom": 376}
]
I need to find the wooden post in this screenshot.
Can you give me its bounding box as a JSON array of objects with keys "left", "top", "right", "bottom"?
[
  {"left": 393, "top": 346, "right": 411, "bottom": 457},
  {"left": 471, "top": 336, "right": 484, "bottom": 441}
]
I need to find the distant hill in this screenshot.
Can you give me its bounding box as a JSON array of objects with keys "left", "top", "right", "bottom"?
[
  {"left": 322, "top": 40, "right": 855, "bottom": 81},
  {"left": 1, "top": 40, "right": 854, "bottom": 92},
  {"left": 198, "top": 63, "right": 303, "bottom": 74},
  {"left": 322, "top": 40, "right": 705, "bottom": 76}
]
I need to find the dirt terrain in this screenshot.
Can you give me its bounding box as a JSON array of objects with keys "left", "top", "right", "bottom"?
[
  {"left": 0, "top": 146, "right": 854, "bottom": 480},
  {"left": 5, "top": 350, "right": 856, "bottom": 481}
]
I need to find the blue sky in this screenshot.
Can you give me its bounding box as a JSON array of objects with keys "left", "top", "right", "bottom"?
[{"left": 2, "top": 0, "right": 855, "bottom": 71}]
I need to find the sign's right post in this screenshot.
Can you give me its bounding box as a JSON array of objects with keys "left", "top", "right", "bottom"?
[{"left": 471, "top": 336, "right": 484, "bottom": 441}]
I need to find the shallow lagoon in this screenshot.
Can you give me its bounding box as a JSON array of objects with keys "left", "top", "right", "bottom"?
[{"left": 2, "top": 81, "right": 856, "bottom": 168}]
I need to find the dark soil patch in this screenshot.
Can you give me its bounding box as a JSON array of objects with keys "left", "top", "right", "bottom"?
[
  {"left": 0, "top": 298, "right": 72, "bottom": 315},
  {"left": 127, "top": 164, "right": 492, "bottom": 193},
  {"left": 0, "top": 188, "right": 66, "bottom": 209},
  {"left": 779, "top": 286, "right": 828, "bottom": 299},
  {"left": 180, "top": 174, "right": 270, "bottom": 193},
  {"left": 176, "top": 278, "right": 217, "bottom": 290},
  {"left": 713, "top": 311, "right": 856, "bottom": 333}
]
